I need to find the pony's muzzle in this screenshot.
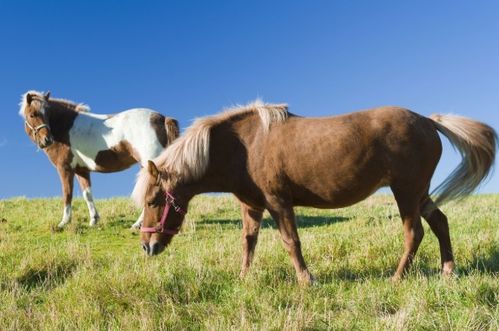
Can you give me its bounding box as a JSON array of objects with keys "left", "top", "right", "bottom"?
[
  {"left": 40, "top": 136, "right": 53, "bottom": 148},
  {"left": 146, "top": 241, "right": 165, "bottom": 256}
]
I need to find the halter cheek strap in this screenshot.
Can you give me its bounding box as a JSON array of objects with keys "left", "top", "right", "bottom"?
[
  {"left": 140, "top": 192, "right": 186, "bottom": 235},
  {"left": 25, "top": 121, "right": 49, "bottom": 140}
]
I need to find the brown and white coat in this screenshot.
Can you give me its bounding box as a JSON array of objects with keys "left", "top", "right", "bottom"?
[{"left": 20, "top": 90, "right": 178, "bottom": 228}]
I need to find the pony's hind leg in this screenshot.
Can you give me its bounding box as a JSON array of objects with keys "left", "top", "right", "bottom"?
[
  {"left": 421, "top": 198, "right": 455, "bottom": 276},
  {"left": 391, "top": 188, "right": 425, "bottom": 281},
  {"left": 266, "top": 196, "right": 314, "bottom": 285},
  {"left": 239, "top": 202, "right": 263, "bottom": 278},
  {"left": 76, "top": 172, "right": 100, "bottom": 226},
  {"left": 57, "top": 167, "right": 75, "bottom": 228}
]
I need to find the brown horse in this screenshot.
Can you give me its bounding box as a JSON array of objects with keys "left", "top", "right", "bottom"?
[
  {"left": 20, "top": 91, "right": 179, "bottom": 228},
  {"left": 132, "top": 101, "right": 496, "bottom": 284}
]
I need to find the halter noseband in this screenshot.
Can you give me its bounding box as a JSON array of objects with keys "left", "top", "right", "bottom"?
[
  {"left": 25, "top": 120, "right": 49, "bottom": 141},
  {"left": 140, "top": 192, "right": 186, "bottom": 235}
]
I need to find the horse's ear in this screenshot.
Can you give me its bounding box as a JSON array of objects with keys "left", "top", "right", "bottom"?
[
  {"left": 44, "top": 91, "right": 51, "bottom": 101},
  {"left": 147, "top": 160, "right": 160, "bottom": 184},
  {"left": 26, "top": 93, "right": 33, "bottom": 105}
]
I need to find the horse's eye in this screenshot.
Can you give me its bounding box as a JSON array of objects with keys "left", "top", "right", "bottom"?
[
  {"left": 30, "top": 114, "right": 35, "bottom": 118},
  {"left": 147, "top": 201, "right": 156, "bottom": 207}
]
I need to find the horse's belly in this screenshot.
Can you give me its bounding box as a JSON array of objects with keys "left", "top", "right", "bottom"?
[
  {"left": 286, "top": 157, "right": 389, "bottom": 208},
  {"left": 70, "top": 149, "right": 97, "bottom": 171},
  {"left": 70, "top": 142, "right": 137, "bottom": 172},
  {"left": 291, "top": 176, "right": 388, "bottom": 208}
]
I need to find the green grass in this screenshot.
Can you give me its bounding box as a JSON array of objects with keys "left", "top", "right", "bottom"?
[{"left": 0, "top": 194, "right": 497, "bottom": 330}]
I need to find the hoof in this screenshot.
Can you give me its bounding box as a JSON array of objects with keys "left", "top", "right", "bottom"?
[
  {"left": 239, "top": 268, "right": 249, "bottom": 279},
  {"left": 57, "top": 221, "right": 69, "bottom": 228},
  {"left": 89, "top": 214, "right": 100, "bottom": 226},
  {"left": 390, "top": 275, "right": 402, "bottom": 283},
  {"left": 298, "top": 271, "right": 316, "bottom": 286},
  {"left": 442, "top": 261, "right": 456, "bottom": 277}
]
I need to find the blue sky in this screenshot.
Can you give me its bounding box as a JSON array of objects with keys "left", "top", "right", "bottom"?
[{"left": 0, "top": 1, "right": 498, "bottom": 199}]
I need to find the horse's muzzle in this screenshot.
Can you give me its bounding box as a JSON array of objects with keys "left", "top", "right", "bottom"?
[
  {"left": 142, "top": 241, "right": 165, "bottom": 256},
  {"left": 39, "top": 136, "right": 53, "bottom": 149}
]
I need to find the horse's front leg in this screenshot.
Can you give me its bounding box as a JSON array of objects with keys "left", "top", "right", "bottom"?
[
  {"left": 76, "top": 172, "right": 100, "bottom": 226},
  {"left": 266, "top": 197, "right": 314, "bottom": 285},
  {"left": 239, "top": 203, "right": 263, "bottom": 278},
  {"left": 57, "top": 167, "right": 75, "bottom": 228}
]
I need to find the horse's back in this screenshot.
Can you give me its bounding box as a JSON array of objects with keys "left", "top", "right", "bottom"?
[
  {"left": 246, "top": 107, "right": 441, "bottom": 207},
  {"left": 69, "top": 108, "right": 167, "bottom": 171}
]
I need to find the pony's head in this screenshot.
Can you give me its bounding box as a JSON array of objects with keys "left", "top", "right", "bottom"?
[
  {"left": 19, "top": 91, "right": 54, "bottom": 149},
  {"left": 133, "top": 160, "right": 187, "bottom": 256}
]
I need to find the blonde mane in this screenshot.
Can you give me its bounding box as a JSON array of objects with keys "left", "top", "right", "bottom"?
[
  {"left": 131, "top": 99, "right": 288, "bottom": 207},
  {"left": 19, "top": 90, "right": 90, "bottom": 118}
]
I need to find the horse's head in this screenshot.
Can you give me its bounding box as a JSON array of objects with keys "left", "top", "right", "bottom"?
[
  {"left": 139, "top": 160, "right": 187, "bottom": 256},
  {"left": 20, "top": 91, "right": 53, "bottom": 149}
]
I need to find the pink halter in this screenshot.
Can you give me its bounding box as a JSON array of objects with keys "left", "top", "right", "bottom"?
[{"left": 140, "top": 192, "right": 186, "bottom": 235}]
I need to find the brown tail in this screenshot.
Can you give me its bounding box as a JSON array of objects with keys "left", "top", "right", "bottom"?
[
  {"left": 164, "top": 117, "right": 179, "bottom": 146},
  {"left": 430, "top": 114, "right": 497, "bottom": 206}
]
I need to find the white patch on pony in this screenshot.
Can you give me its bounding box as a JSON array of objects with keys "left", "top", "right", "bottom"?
[
  {"left": 75, "top": 104, "right": 90, "bottom": 112},
  {"left": 58, "top": 205, "right": 72, "bottom": 228},
  {"left": 82, "top": 188, "right": 100, "bottom": 225},
  {"left": 69, "top": 108, "right": 165, "bottom": 170}
]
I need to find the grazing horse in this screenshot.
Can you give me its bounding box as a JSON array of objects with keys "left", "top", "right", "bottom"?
[
  {"left": 132, "top": 101, "right": 496, "bottom": 284},
  {"left": 20, "top": 91, "right": 179, "bottom": 228}
]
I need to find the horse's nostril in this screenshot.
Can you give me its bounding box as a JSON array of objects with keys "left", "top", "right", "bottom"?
[{"left": 142, "top": 243, "right": 150, "bottom": 254}]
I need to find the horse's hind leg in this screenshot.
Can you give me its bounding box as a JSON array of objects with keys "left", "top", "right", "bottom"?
[
  {"left": 76, "top": 172, "right": 100, "bottom": 226},
  {"left": 266, "top": 196, "right": 314, "bottom": 285},
  {"left": 57, "top": 167, "right": 75, "bottom": 228},
  {"left": 391, "top": 188, "right": 425, "bottom": 281},
  {"left": 421, "top": 197, "right": 455, "bottom": 276},
  {"left": 239, "top": 202, "right": 263, "bottom": 278}
]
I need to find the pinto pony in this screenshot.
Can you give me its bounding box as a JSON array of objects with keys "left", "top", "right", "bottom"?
[
  {"left": 132, "top": 101, "right": 496, "bottom": 284},
  {"left": 20, "top": 91, "right": 179, "bottom": 228}
]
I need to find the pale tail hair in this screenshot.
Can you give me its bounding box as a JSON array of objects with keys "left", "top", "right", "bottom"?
[{"left": 430, "top": 114, "right": 497, "bottom": 206}]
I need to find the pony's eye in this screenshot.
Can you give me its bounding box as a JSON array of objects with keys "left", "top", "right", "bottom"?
[{"left": 30, "top": 114, "right": 35, "bottom": 118}]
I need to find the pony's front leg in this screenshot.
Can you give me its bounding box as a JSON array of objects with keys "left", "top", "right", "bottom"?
[
  {"left": 76, "top": 172, "right": 100, "bottom": 226},
  {"left": 266, "top": 198, "right": 314, "bottom": 285},
  {"left": 57, "top": 167, "right": 75, "bottom": 228},
  {"left": 239, "top": 203, "right": 263, "bottom": 278},
  {"left": 131, "top": 209, "right": 144, "bottom": 229}
]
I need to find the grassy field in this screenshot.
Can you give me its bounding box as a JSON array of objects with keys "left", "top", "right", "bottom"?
[{"left": 0, "top": 194, "right": 497, "bottom": 330}]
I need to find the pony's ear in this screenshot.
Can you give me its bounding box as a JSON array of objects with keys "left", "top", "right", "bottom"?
[
  {"left": 147, "top": 160, "right": 160, "bottom": 184},
  {"left": 44, "top": 91, "right": 51, "bottom": 101},
  {"left": 26, "top": 93, "right": 33, "bottom": 105}
]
